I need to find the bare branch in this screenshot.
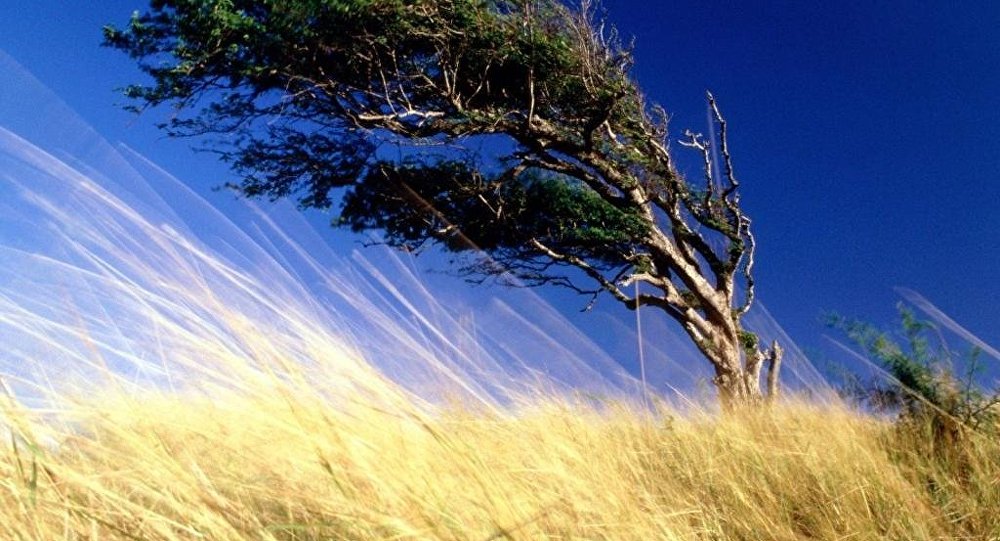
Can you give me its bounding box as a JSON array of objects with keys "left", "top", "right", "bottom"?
[
  {"left": 678, "top": 129, "right": 715, "bottom": 207},
  {"left": 529, "top": 238, "right": 632, "bottom": 304},
  {"left": 708, "top": 91, "right": 739, "bottom": 198},
  {"left": 735, "top": 215, "right": 757, "bottom": 316}
]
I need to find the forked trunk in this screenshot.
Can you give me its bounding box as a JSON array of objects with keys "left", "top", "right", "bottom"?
[{"left": 703, "top": 334, "right": 784, "bottom": 412}]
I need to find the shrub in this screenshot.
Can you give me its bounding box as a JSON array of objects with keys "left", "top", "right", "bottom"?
[{"left": 826, "top": 303, "right": 999, "bottom": 442}]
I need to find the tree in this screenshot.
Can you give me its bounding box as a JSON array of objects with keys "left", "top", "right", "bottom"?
[{"left": 104, "top": 0, "right": 782, "bottom": 409}]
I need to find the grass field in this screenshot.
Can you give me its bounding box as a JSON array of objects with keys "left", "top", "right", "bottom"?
[{"left": 2, "top": 384, "right": 999, "bottom": 540}]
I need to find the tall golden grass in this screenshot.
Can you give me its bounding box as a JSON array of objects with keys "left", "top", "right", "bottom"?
[
  {"left": 2, "top": 388, "right": 999, "bottom": 540},
  {"left": 1, "top": 101, "right": 998, "bottom": 540}
]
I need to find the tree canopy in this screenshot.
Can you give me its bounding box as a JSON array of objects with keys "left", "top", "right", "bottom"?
[{"left": 105, "top": 0, "right": 782, "bottom": 408}]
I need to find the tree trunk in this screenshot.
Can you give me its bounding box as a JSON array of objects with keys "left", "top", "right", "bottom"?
[
  {"left": 703, "top": 333, "right": 783, "bottom": 412},
  {"left": 713, "top": 366, "right": 763, "bottom": 411}
]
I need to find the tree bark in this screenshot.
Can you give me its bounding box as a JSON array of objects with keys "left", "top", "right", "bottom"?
[{"left": 699, "top": 332, "right": 784, "bottom": 411}]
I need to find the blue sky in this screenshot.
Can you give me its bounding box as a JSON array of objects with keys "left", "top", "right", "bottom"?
[
  {"left": 1, "top": 1, "right": 998, "bottom": 375},
  {"left": 600, "top": 1, "right": 1000, "bottom": 348}
]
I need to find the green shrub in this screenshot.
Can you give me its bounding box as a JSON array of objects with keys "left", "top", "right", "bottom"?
[{"left": 826, "top": 304, "right": 999, "bottom": 441}]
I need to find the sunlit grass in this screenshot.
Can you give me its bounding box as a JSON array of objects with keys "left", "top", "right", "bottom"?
[
  {"left": 1, "top": 100, "right": 998, "bottom": 540},
  {"left": 2, "top": 387, "right": 999, "bottom": 540}
]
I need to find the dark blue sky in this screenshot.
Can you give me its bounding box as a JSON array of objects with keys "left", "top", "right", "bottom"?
[
  {"left": 2, "top": 1, "right": 998, "bottom": 362},
  {"left": 600, "top": 1, "right": 1000, "bottom": 349}
]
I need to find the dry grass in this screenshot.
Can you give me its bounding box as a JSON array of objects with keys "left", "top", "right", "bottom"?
[{"left": 2, "top": 390, "right": 999, "bottom": 541}]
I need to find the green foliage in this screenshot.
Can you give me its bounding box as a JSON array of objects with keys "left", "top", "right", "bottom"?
[
  {"left": 827, "top": 304, "right": 999, "bottom": 437},
  {"left": 339, "top": 161, "right": 648, "bottom": 263},
  {"left": 103, "top": 0, "right": 651, "bottom": 284},
  {"left": 103, "top": 0, "right": 636, "bottom": 137},
  {"left": 737, "top": 329, "right": 758, "bottom": 354}
]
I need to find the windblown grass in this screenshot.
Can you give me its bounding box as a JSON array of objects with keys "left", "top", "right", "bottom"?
[{"left": 2, "top": 385, "right": 999, "bottom": 540}]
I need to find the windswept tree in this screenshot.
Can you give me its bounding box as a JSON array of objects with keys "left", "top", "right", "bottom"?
[{"left": 105, "top": 0, "right": 782, "bottom": 408}]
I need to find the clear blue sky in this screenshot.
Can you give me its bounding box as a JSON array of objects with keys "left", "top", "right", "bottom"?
[{"left": 1, "top": 1, "right": 998, "bottom": 369}]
